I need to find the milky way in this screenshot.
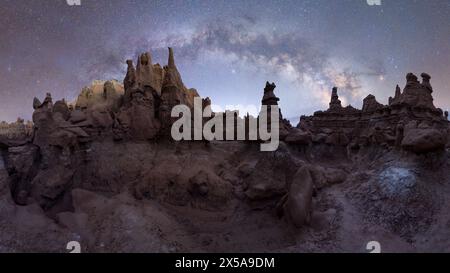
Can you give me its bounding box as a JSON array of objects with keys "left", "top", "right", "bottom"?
[{"left": 0, "top": 0, "right": 449, "bottom": 122}]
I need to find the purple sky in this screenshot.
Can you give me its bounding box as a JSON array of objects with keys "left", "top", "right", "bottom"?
[{"left": 1, "top": 0, "right": 449, "bottom": 122}]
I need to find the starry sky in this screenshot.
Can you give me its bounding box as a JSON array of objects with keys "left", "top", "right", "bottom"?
[{"left": 0, "top": 0, "right": 449, "bottom": 123}]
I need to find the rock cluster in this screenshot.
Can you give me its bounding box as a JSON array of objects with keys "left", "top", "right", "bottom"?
[
  {"left": 299, "top": 73, "right": 449, "bottom": 153},
  {"left": 0, "top": 119, "right": 33, "bottom": 139}
]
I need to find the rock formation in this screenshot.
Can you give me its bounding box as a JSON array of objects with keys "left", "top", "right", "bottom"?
[
  {"left": 328, "top": 87, "right": 342, "bottom": 111},
  {"left": 362, "top": 94, "right": 383, "bottom": 113},
  {"left": 299, "top": 72, "right": 448, "bottom": 154},
  {"left": 0, "top": 47, "right": 449, "bottom": 253},
  {"left": 279, "top": 166, "right": 313, "bottom": 227},
  {"left": 75, "top": 80, "right": 124, "bottom": 112},
  {"left": 0, "top": 118, "right": 33, "bottom": 140}
]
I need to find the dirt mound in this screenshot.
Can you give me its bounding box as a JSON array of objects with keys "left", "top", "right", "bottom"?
[{"left": 347, "top": 164, "right": 438, "bottom": 241}]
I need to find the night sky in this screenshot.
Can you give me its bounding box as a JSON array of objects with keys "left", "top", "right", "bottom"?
[{"left": 0, "top": 0, "right": 449, "bottom": 122}]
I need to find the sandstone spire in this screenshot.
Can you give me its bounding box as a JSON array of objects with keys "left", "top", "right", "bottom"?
[
  {"left": 162, "top": 47, "right": 186, "bottom": 92},
  {"left": 389, "top": 84, "right": 402, "bottom": 105},
  {"left": 136, "top": 52, "right": 155, "bottom": 90},
  {"left": 168, "top": 47, "right": 176, "bottom": 68},
  {"left": 395, "top": 84, "right": 401, "bottom": 98},
  {"left": 124, "top": 59, "right": 136, "bottom": 91},
  {"left": 329, "top": 87, "right": 342, "bottom": 111}
]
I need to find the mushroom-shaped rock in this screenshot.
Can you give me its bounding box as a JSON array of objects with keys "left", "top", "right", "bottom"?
[
  {"left": 261, "top": 82, "right": 279, "bottom": 106},
  {"left": 328, "top": 87, "right": 342, "bottom": 111},
  {"left": 400, "top": 73, "right": 435, "bottom": 109}
]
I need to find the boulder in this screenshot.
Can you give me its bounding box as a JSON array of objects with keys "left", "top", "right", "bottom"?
[
  {"left": 69, "top": 110, "right": 87, "bottom": 124},
  {"left": 282, "top": 166, "right": 314, "bottom": 227},
  {"left": 30, "top": 166, "right": 74, "bottom": 209},
  {"left": 401, "top": 128, "right": 447, "bottom": 153},
  {"left": 244, "top": 147, "right": 297, "bottom": 200},
  {"left": 285, "top": 129, "right": 312, "bottom": 145},
  {"left": 309, "top": 165, "right": 347, "bottom": 190}
]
